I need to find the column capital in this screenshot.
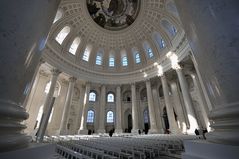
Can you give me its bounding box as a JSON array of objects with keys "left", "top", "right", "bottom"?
[
  {"left": 130, "top": 82, "right": 136, "bottom": 86},
  {"left": 117, "top": 85, "right": 121, "bottom": 89},
  {"left": 69, "top": 76, "right": 77, "bottom": 83},
  {"left": 51, "top": 68, "right": 61, "bottom": 76},
  {"left": 146, "top": 79, "right": 151, "bottom": 86}
]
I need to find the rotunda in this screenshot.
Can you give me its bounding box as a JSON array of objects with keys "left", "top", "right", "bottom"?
[{"left": 0, "top": 0, "right": 239, "bottom": 159}]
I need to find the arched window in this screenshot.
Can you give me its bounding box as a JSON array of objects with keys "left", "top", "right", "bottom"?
[
  {"left": 147, "top": 48, "right": 154, "bottom": 58},
  {"left": 143, "top": 42, "right": 154, "bottom": 58},
  {"left": 107, "top": 111, "right": 114, "bottom": 123},
  {"left": 89, "top": 91, "right": 96, "bottom": 102},
  {"left": 87, "top": 110, "right": 94, "bottom": 123},
  {"left": 132, "top": 48, "right": 141, "bottom": 64},
  {"left": 107, "top": 93, "right": 114, "bottom": 102},
  {"left": 96, "top": 50, "right": 103, "bottom": 65},
  {"left": 53, "top": 9, "right": 63, "bottom": 23},
  {"left": 109, "top": 57, "right": 115, "bottom": 67},
  {"left": 55, "top": 26, "right": 71, "bottom": 44},
  {"left": 135, "top": 53, "right": 141, "bottom": 64},
  {"left": 96, "top": 55, "right": 102, "bottom": 65},
  {"left": 153, "top": 32, "right": 166, "bottom": 49},
  {"left": 122, "top": 56, "right": 128, "bottom": 66},
  {"left": 161, "top": 19, "right": 177, "bottom": 37},
  {"left": 69, "top": 37, "right": 81, "bottom": 55},
  {"left": 144, "top": 109, "right": 149, "bottom": 123},
  {"left": 82, "top": 45, "right": 92, "bottom": 62}
]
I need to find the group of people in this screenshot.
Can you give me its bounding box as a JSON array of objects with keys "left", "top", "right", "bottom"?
[{"left": 195, "top": 128, "right": 208, "bottom": 139}]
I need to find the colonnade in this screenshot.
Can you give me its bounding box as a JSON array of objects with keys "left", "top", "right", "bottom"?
[{"left": 26, "top": 56, "right": 210, "bottom": 139}]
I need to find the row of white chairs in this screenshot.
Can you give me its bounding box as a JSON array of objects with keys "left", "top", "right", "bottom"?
[{"left": 53, "top": 134, "right": 203, "bottom": 159}]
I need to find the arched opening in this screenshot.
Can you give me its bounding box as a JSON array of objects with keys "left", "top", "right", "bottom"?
[
  {"left": 106, "top": 111, "right": 114, "bottom": 133},
  {"left": 143, "top": 109, "right": 150, "bottom": 134},
  {"left": 163, "top": 107, "right": 170, "bottom": 130},
  {"left": 127, "top": 114, "right": 132, "bottom": 133}
]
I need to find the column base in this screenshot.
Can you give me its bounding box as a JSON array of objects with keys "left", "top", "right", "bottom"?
[
  {"left": 55, "top": 129, "right": 68, "bottom": 136},
  {"left": 149, "top": 129, "right": 160, "bottom": 134},
  {"left": 115, "top": 129, "right": 123, "bottom": 134},
  {"left": 0, "top": 100, "right": 31, "bottom": 152},
  {"left": 182, "top": 140, "right": 239, "bottom": 159},
  {"left": 78, "top": 129, "right": 88, "bottom": 135},
  {"left": 97, "top": 129, "right": 106, "bottom": 134},
  {"left": 131, "top": 129, "right": 140, "bottom": 134}
]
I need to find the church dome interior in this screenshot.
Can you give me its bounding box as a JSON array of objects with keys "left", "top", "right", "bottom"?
[
  {"left": 1, "top": 0, "right": 239, "bottom": 159},
  {"left": 44, "top": 0, "right": 185, "bottom": 84}
]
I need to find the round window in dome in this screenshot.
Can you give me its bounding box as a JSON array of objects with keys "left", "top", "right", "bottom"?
[{"left": 86, "top": 0, "right": 141, "bottom": 31}]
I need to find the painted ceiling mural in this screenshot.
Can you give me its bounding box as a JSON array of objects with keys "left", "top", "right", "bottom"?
[{"left": 87, "top": 0, "right": 141, "bottom": 31}]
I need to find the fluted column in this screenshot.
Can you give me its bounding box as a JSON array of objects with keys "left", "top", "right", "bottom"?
[
  {"left": 160, "top": 75, "right": 179, "bottom": 133},
  {"left": 97, "top": 85, "right": 106, "bottom": 133},
  {"left": 146, "top": 80, "right": 159, "bottom": 133},
  {"left": 58, "top": 77, "right": 76, "bottom": 135},
  {"left": 79, "top": 83, "right": 90, "bottom": 134},
  {"left": 37, "top": 69, "right": 61, "bottom": 142},
  {"left": 170, "top": 81, "right": 187, "bottom": 133},
  {"left": 76, "top": 85, "right": 85, "bottom": 134},
  {"left": 131, "top": 83, "right": 139, "bottom": 132},
  {"left": 115, "top": 85, "right": 123, "bottom": 133},
  {"left": 190, "top": 73, "right": 210, "bottom": 130},
  {"left": 0, "top": 0, "right": 60, "bottom": 151},
  {"left": 152, "top": 88, "right": 164, "bottom": 133},
  {"left": 175, "top": 68, "right": 199, "bottom": 134},
  {"left": 175, "top": 0, "right": 239, "bottom": 147}
]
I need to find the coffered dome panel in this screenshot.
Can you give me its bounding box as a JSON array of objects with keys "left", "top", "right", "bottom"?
[{"left": 44, "top": 0, "right": 187, "bottom": 84}]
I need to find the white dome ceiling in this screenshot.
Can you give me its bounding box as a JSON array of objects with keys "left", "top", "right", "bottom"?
[{"left": 43, "top": 0, "right": 188, "bottom": 84}]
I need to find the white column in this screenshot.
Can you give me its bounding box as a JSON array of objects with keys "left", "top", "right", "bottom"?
[
  {"left": 37, "top": 69, "right": 61, "bottom": 142},
  {"left": 175, "top": 1, "right": 239, "bottom": 157},
  {"left": 175, "top": 68, "right": 199, "bottom": 134},
  {"left": 0, "top": 0, "right": 60, "bottom": 151},
  {"left": 97, "top": 85, "right": 106, "bottom": 133},
  {"left": 170, "top": 81, "right": 187, "bottom": 133},
  {"left": 76, "top": 85, "right": 85, "bottom": 134},
  {"left": 146, "top": 80, "right": 159, "bottom": 133},
  {"left": 23, "top": 59, "right": 45, "bottom": 109},
  {"left": 78, "top": 83, "right": 90, "bottom": 134},
  {"left": 160, "top": 75, "right": 179, "bottom": 133},
  {"left": 58, "top": 77, "right": 76, "bottom": 135},
  {"left": 131, "top": 83, "right": 139, "bottom": 132},
  {"left": 115, "top": 85, "right": 123, "bottom": 133},
  {"left": 152, "top": 88, "right": 164, "bottom": 133},
  {"left": 191, "top": 73, "right": 210, "bottom": 131}
]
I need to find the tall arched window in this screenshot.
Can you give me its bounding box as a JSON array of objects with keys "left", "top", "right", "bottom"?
[
  {"left": 87, "top": 110, "right": 94, "bottom": 123},
  {"left": 109, "top": 57, "right": 115, "bottom": 67},
  {"left": 69, "top": 37, "right": 81, "bottom": 55},
  {"left": 132, "top": 48, "right": 141, "bottom": 64},
  {"left": 153, "top": 32, "right": 166, "bottom": 49},
  {"left": 107, "top": 93, "right": 114, "bottom": 102},
  {"left": 107, "top": 111, "right": 114, "bottom": 123},
  {"left": 82, "top": 45, "right": 92, "bottom": 62},
  {"left": 55, "top": 26, "right": 71, "bottom": 44},
  {"left": 122, "top": 56, "right": 128, "bottom": 66},
  {"left": 144, "top": 109, "right": 149, "bottom": 123},
  {"left": 143, "top": 42, "right": 154, "bottom": 58},
  {"left": 161, "top": 19, "right": 177, "bottom": 37},
  {"left": 89, "top": 91, "right": 96, "bottom": 102},
  {"left": 96, "top": 50, "right": 103, "bottom": 65},
  {"left": 135, "top": 53, "right": 141, "bottom": 64}
]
